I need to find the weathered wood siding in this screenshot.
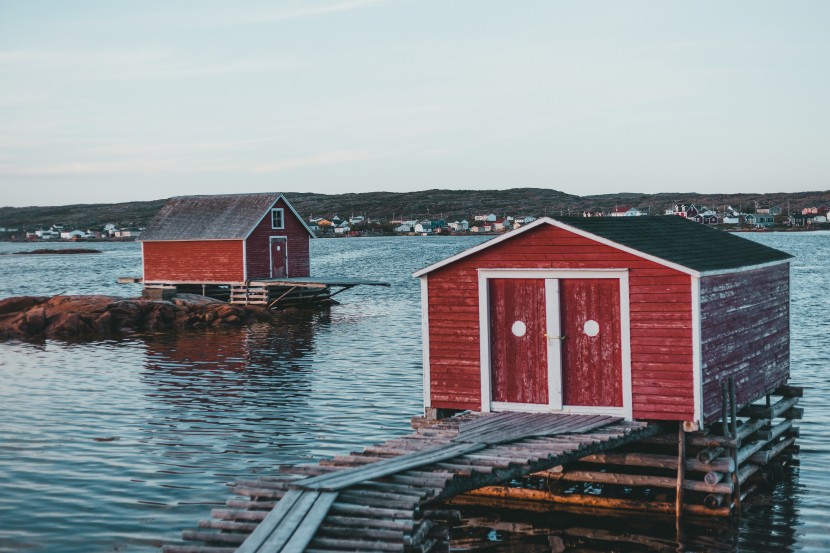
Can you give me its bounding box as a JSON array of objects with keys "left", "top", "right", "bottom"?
[
  {"left": 700, "top": 263, "right": 790, "bottom": 424},
  {"left": 246, "top": 198, "right": 310, "bottom": 279},
  {"left": 143, "top": 240, "right": 244, "bottom": 282},
  {"left": 427, "top": 224, "right": 695, "bottom": 421}
]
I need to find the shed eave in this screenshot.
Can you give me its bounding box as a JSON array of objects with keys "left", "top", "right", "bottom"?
[
  {"left": 412, "top": 217, "right": 702, "bottom": 278},
  {"left": 698, "top": 258, "right": 791, "bottom": 277},
  {"left": 140, "top": 238, "right": 245, "bottom": 242}
]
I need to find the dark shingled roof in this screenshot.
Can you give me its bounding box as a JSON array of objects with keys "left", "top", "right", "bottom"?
[
  {"left": 554, "top": 216, "right": 792, "bottom": 273},
  {"left": 140, "top": 193, "right": 283, "bottom": 241}
]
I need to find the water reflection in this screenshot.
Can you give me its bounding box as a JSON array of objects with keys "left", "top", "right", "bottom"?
[
  {"left": 138, "top": 311, "right": 326, "bottom": 476},
  {"left": 451, "top": 468, "right": 804, "bottom": 553}
]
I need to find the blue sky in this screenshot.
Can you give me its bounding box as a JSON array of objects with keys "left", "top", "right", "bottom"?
[{"left": 1, "top": 1, "right": 828, "bottom": 207}]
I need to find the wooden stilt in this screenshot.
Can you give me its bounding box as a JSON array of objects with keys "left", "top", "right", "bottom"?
[
  {"left": 728, "top": 377, "right": 741, "bottom": 512},
  {"left": 675, "top": 422, "right": 686, "bottom": 524},
  {"left": 721, "top": 381, "right": 729, "bottom": 438}
]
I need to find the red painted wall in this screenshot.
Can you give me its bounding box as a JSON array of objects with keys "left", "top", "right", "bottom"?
[
  {"left": 700, "top": 264, "right": 789, "bottom": 424},
  {"left": 246, "top": 198, "right": 310, "bottom": 279},
  {"left": 426, "top": 224, "right": 695, "bottom": 421},
  {"left": 143, "top": 240, "right": 244, "bottom": 282}
]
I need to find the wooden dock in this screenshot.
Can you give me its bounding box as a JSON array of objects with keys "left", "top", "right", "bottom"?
[
  {"left": 130, "top": 277, "right": 390, "bottom": 308},
  {"left": 163, "top": 412, "right": 657, "bottom": 553}
]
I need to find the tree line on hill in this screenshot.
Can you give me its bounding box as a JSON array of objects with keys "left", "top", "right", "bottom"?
[{"left": 1, "top": 188, "right": 829, "bottom": 236}]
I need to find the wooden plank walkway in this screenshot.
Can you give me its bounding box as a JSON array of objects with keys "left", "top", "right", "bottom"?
[{"left": 163, "top": 412, "right": 657, "bottom": 553}]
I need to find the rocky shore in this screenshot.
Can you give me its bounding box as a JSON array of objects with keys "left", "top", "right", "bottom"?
[{"left": 0, "top": 294, "right": 276, "bottom": 340}]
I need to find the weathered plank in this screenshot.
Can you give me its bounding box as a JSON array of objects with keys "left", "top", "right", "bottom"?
[{"left": 171, "top": 413, "right": 657, "bottom": 553}]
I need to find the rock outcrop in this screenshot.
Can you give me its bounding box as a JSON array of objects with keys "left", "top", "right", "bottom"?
[{"left": 0, "top": 293, "right": 275, "bottom": 340}]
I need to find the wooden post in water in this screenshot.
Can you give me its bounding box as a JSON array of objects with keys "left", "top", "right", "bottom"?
[
  {"left": 675, "top": 422, "right": 686, "bottom": 526},
  {"left": 721, "top": 381, "right": 729, "bottom": 437},
  {"left": 728, "top": 377, "right": 741, "bottom": 513}
]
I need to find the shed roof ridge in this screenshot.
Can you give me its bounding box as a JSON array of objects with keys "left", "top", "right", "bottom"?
[{"left": 412, "top": 216, "right": 792, "bottom": 277}]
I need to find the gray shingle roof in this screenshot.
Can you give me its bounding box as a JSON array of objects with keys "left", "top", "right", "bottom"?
[
  {"left": 140, "top": 193, "right": 282, "bottom": 241},
  {"left": 554, "top": 216, "right": 792, "bottom": 272}
]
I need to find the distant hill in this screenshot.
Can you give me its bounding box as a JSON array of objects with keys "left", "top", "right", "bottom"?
[{"left": 2, "top": 188, "right": 829, "bottom": 230}]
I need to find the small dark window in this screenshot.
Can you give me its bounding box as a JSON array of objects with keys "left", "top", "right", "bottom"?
[{"left": 271, "top": 208, "right": 284, "bottom": 229}]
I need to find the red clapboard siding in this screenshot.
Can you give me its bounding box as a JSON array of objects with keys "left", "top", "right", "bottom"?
[
  {"left": 246, "top": 198, "right": 310, "bottom": 278},
  {"left": 143, "top": 240, "right": 244, "bottom": 282},
  {"left": 427, "top": 223, "right": 695, "bottom": 421},
  {"left": 700, "top": 264, "right": 790, "bottom": 424}
]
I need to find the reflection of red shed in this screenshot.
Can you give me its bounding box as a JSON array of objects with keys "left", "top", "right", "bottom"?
[
  {"left": 140, "top": 193, "right": 314, "bottom": 284},
  {"left": 413, "top": 217, "right": 793, "bottom": 429}
]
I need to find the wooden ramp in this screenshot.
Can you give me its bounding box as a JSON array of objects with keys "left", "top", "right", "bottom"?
[{"left": 163, "top": 413, "right": 657, "bottom": 553}]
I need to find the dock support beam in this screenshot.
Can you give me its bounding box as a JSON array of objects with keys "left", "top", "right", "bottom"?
[{"left": 675, "top": 423, "right": 686, "bottom": 521}]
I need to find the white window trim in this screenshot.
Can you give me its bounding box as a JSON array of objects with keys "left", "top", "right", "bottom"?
[
  {"left": 420, "top": 278, "right": 431, "bottom": 409},
  {"left": 271, "top": 208, "right": 285, "bottom": 230},
  {"left": 477, "top": 268, "right": 633, "bottom": 420},
  {"left": 691, "top": 275, "right": 703, "bottom": 430}
]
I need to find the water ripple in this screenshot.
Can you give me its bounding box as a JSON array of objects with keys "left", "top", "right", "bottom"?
[{"left": 1, "top": 234, "right": 829, "bottom": 552}]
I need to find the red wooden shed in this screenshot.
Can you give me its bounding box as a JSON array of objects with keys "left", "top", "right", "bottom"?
[
  {"left": 140, "top": 193, "right": 314, "bottom": 285},
  {"left": 413, "top": 216, "right": 793, "bottom": 429}
]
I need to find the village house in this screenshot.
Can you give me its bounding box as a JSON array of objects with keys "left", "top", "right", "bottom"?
[
  {"left": 610, "top": 206, "right": 643, "bottom": 217},
  {"left": 512, "top": 216, "right": 537, "bottom": 228},
  {"left": 334, "top": 221, "right": 351, "bottom": 235},
  {"left": 34, "top": 228, "right": 59, "bottom": 240},
  {"left": 448, "top": 220, "right": 469, "bottom": 232},
  {"left": 756, "top": 206, "right": 783, "bottom": 216},
  {"left": 474, "top": 214, "right": 498, "bottom": 223},
  {"left": 745, "top": 214, "right": 775, "bottom": 228},
  {"left": 394, "top": 220, "right": 418, "bottom": 233},
  {"left": 115, "top": 227, "right": 143, "bottom": 238},
  {"left": 801, "top": 206, "right": 829, "bottom": 215},
  {"left": 693, "top": 209, "right": 719, "bottom": 225},
  {"left": 492, "top": 218, "right": 511, "bottom": 232},
  {"left": 672, "top": 204, "right": 699, "bottom": 218},
  {"left": 60, "top": 230, "right": 89, "bottom": 240}
]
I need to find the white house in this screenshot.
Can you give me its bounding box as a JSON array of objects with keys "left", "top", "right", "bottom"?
[
  {"left": 395, "top": 220, "right": 417, "bottom": 233},
  {"left": 448, "top": 220, "right": 470, "bottom": 232},
  {"left": 35, "top": 229, "right": 59, "bottom": 240},
  {"left": 60, "top": 230, "right": 87, "bottom": 239},
  {"left": 610, "top": 206, "right": 643, "bottom": 217}
]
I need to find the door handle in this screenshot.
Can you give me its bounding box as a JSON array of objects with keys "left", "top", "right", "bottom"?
[{"left": 545, "top": 334, "right": 566, "bottom": 340}]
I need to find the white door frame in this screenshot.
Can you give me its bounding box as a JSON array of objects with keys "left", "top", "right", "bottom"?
[
  {"left": 269, "top": 236, "right": 288, "bottom": 278},
  {"left": 478, "top": 268, "right": 633, "bottom": 420}
]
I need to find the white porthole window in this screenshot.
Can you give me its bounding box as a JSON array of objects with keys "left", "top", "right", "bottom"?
[
  {"left": 583, "top": 319, "right": 600, "bottom": 337},
  {"left": 511, "top": 321, "right": 527, "bottom": 337}
]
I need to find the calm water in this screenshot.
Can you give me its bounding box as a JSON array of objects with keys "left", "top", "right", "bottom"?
[{"left": 0, "top": 233, "right": 827, "bottom": 552}]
